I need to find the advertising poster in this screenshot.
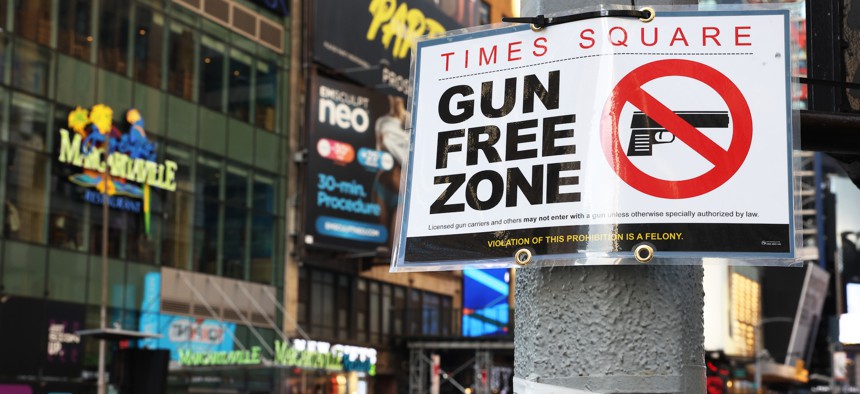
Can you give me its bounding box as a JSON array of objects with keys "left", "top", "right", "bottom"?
[
  {"left": 305, "top": 74, "right": 411, "bottom": 252},
  {"left": 396, "top": 9, "right": 796, "bottom": 270},
  {"left": 312, "top": 0, "right": 462, "bottom": 95}
]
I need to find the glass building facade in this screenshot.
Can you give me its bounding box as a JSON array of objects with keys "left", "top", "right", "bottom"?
[{"left": 0, "top": 0, "right": 289, "bottom": 391}]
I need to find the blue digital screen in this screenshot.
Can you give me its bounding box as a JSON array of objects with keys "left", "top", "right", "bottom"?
[{"left": 462, "top": 269, "right": 510, "bottom": 337}]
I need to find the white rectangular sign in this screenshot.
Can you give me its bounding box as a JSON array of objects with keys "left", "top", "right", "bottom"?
[
  {"left": 394, "top": 9, "right": 797, "bottom": 271},
  {"left": 785, "top": 264, "right": 830, "bottom": 365}
]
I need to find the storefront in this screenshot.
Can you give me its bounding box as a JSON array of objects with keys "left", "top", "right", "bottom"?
[{"left": 167, "top": 337, "right": 377, "bottom": 394}]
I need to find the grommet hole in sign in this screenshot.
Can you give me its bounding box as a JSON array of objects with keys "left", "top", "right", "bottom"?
[
  {"left": 515, "top": 248, "right": 533, "bottom": 266},
  {"left": 634, "top": 244, "right": 654, "bottom": 263}
]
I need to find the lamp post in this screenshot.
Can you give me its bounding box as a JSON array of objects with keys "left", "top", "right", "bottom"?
[
  {"left": 754, "top": 317, "right": 795, "bottom": 394},
  {"left": 97, "top": 131, "right": 111, "bottom": 394}
]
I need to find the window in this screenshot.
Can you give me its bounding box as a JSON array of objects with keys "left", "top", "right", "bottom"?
[
  {"left": 250, "top": 174, "right": 275, "bottom": 284},
  {"left": 336, "top": 276, "right": 350, "bottom": 340},
  {"left": 89, "top": 203, "right": 124, "bottom": 259},
  {"left": 161, "top": 145, "right": 193, "bottom": 269},
  {"left": 223, "top": 165, "right": 248, "bottom": 279},
  {"left": 228, "top": 49, "right": 252, "bottom": 122},
  {"left": 194, "top": 196, "right": 220, "bottom": 274},
  {"left": 49, "top": 106, "right": 88, "bottom": 252},
  {"left": 194, "top": 156, "right": 222, "bottom": 275},
  {"left": 134, "top": 7, "right": 165, "bottom": 89},
  {"left": 408, "top": 289, "right": 421, "bottom": 335},
  {"left": 0, "top": 35, "right": 8, "bottom": 85},
  {"left": 2, "top": 242, "right": 47, "bottom": 297},
  {"left": 195, "top": 155, "right": 221, "bottom": 197},
  {"left": 423, "top": 292, "right": 440, "bottom": 335},
  {"left": 441, "top": 296, "right": 452, "bottom": 335},
  {"left": 225, "top": 165, "right": 249, "bottom": 207},
  {"left": 47, "top": 249, "right": 88, "bottom": 304},
  {"left": 4, "top": 93, "right": 51, "bottom": 243},
  {"left": 9, "top": 93, "right": 48, "bottom": 151},
  {"left": 310, "top": 270, "right": 335, "bottom": 338},
  {"left": 356, "top": 279, "right": 368, "bottom": 341},
  {"left": 382, "top": 285, "right": 392, "bottom": 339},
  {"left": 369, "top": 282, "right": 380, "bottom": 342},
  {"left": 0, "top": 0, "right": 8, "bottom": 31},
  {"left": 57, "top": 0, "right": 93, "bottom": 60},
  {"left": 199, "top": 36, "right": 225, "bottom": 111},
  {"left": 222, "top": 204, "right": 247, "bottom": 279},
  {"left": 126, "top": 208, "right": 158, "bottom": 264},
  {"left": 393, "top": 287, "right": 405, "bottom": 335},
  {"left": 252, "top": 174, "right": 275, "bottom": 214},
  {"left": 162, "top": 190, "right": 193, "bottom": 269},
  {"left": 5, "top": 144, "right": 48, "bottom": 243},
  {"left": 13, "top": 39, "right": 52, "bottom": 97},
  {"left": 255, "top": 61, "right": 277, "bottom": 131},
  {"left": 167, "top": 21, "right": 195, "bottom": 101},
  {"left": 14, "top": 0, "right": 51, "bottom": 46},
  {"left": 98, "top": 1, "right": 130, "bottom": 74}
]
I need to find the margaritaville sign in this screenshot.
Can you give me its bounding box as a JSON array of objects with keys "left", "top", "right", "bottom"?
[
  {"left": 57, "top": 104, "right": 178, "bottom": 234},
  {"left": 176, "top": 339, "right": 377, "bottom": 375}
]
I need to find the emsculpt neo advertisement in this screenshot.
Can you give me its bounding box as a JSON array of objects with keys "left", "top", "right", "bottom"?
[{"left": 304, "top": 74, "right": 410, "bottom": 252}]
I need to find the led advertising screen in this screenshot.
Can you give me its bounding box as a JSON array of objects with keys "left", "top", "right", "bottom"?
[{"left": 462, "top": 269, "right": 510, "bottom": 336}]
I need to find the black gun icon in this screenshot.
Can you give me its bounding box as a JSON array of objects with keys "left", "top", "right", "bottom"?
[{"left": 626, "top": 111, "right": 730, "bottom": 157}]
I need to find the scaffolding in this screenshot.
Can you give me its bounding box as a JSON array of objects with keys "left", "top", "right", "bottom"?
[{"left": 407, "top": 341, "right": 513, "bottom": 394}]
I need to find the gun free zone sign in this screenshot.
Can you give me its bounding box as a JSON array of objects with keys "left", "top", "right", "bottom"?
[{"left": 393, "top": 9, "right": 796, "bottom": 271}]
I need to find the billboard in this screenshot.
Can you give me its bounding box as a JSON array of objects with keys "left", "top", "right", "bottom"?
[
  {"left": 304, "top": 74, "right": 412, "bottom": 253},
  {"left": 138, "top": 273, "right": 237, "bottom": 361},
  {"left": 312, "top": 0, "right": 463, "bottom": 95},
  {"left": 394, "top": 9, "right": 797, "bottom": 270}
]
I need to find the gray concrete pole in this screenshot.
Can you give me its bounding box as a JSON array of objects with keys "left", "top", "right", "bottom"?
[{"left": 514, "top": 1, "right": 704, "bottom": 393}]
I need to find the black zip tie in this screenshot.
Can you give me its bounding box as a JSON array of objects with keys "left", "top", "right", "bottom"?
[
  {"left": 799, "top": 77, "right": 860, "bottom": 90},
  {"left": 503, "top": 8, "right": 653, "bottom": 30}
]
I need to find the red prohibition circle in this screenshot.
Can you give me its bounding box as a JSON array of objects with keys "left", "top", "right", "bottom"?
[{"left": 600, "top": 59, "right": 753, "bottom": 199}]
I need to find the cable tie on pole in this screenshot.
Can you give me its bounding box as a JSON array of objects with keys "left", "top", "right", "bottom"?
[
  {"left": 502, "top": 8, "right": 654, "bottom": 29},
  {"left": 799, "top": 77, "right": 860, "bottom": 90}
]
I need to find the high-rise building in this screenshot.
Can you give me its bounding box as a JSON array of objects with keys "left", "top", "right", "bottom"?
[
  {"left": 0, "top": 0, "right": 521, "bottom": 393},
  {"left": 0, "top": 0, "right": 291, "bottom": 392},
  {"left": 292, "top": 0, "right": 517, "bottom": 392}
]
